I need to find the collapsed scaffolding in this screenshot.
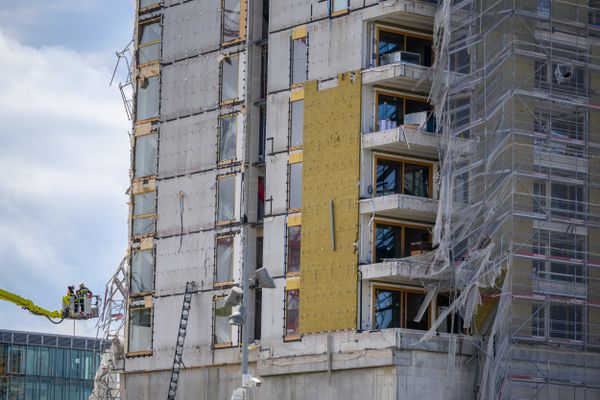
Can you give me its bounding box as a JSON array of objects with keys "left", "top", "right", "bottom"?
[{"left": 389, "top": 0, "right": 600, "bottom": 398}]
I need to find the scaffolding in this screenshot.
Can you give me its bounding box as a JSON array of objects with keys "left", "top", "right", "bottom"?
[{"left": 427, "top": 0, "right": 600, "bottom": 398}]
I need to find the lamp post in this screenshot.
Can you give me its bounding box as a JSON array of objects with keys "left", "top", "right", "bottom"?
[{"left": 226, "top": 267, "right": 275, "bottom": 399}]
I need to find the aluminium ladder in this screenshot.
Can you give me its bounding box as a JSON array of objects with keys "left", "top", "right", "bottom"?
[{"left": 166, "top": 281, "right": 194, "bottom": 400}]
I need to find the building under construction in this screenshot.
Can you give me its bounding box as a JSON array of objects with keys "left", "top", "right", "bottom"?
[{"left": 116, "top": 0, "right": 600, "bottom": 398}]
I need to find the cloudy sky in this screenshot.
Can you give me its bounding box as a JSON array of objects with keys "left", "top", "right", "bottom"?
[{"left": 0, "top": 0, "right": 134, "bottom": 337}]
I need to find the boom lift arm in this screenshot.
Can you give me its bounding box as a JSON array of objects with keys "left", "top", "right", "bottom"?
[
  {"left": 0, "top": 287, "right": 100, "bottom": 324},
  {"left": 0, "top": 288, "right": 63, "bottom": 322}
]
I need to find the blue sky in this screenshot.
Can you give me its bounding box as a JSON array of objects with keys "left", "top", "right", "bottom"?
[{"left": 0, "top": 0, "right": 133, "bottom": 337}]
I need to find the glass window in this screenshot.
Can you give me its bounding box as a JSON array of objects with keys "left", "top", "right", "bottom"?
[
  {"left": 290, "top": 100, "right": 304, "bottom": 147},
  {"left": 221, "top": 55, "right": 240, "bottom": 102},
  {"left": 53, "top": 380, "right": 66, "bottom": 400},
  {"left": 377, "top": 29, "right": 432, "bottom": 67},
  {"left": 128, "top": 307, "right": 152, "bottom": 352},
  {"left": 136, "top": 76, "right": 159, "bottom": 121},
  {"left": 71, "top": 349, "right": 83, "bottom": 379},
  {"left": 217, "top": 175, "right": 236, "bottom": 222},
  {"left": 26, "top": 346, "right": 39, "bottom": 376},
  {"left": 404, "top": 163, "right": 430, "bottom": 197},
  {"left": 291, "top": 37, "right": 308, "bottom": 85},
  {"left": 374, "top": 288, "right": 430, "bottom": 331},
  {"left": 55, "top": 348, "right": 68, "bottom": 379},
  {"left": 132, "top": 215, "right": 156, "bottom": 237},
  {"left": 377, "top": 94, "right": 403, "bottom": 129},
  {"left": 0, "top": 344, "right": 7, "bottom": 374},
  {"left": 140, "top": 0, "right": 158, "bottom": 8},
  {"left": 133, "top": 192, "right": 156, "bottom": 216},
  {"left": 551, "top": 182, "right": 584, "bottom": 219},
  {"left": 138, "top": 21, "right": 160, "bottom": 64},
  {"left": 38, "top": 348, "right": 50, "bottom": 377},
  {"left": 404, "top": 227, "right": 431, "bottom": 257},
  {"left": 550, "top": 304, "right": 582, "bottom": 341},
  {"left": 10, "top": 345, "right": 25, "bottom": 374},
  {"left": 375, "top": 223, "right": 402, "bottom": 262},
  {"left": 375, "top": 223, "right": 431, "bottom": 261},
  {"left": 10, "top": 377, "right": 24, "bottom": 400},
  {"left": 331, "top": 0, "right": 348, "bottom": 13},
  {"left": 134, "top": 133, "right": 158, "bottom": 177},
  {"left": 376, "top": 158, "right": 431, "bottom": 198},
  {"left": 216, "top": 235, "right": 234, "bottom": 283},
  {"left": 219, "top": 114, "right": 238, "bottom": 162},
  {"left": 287, "top": 226, "right": 301, "bottom": 273},
  {"left": 374, "top": 288, "right": 401, "bottom": 329},
  {"left": 223, "top": 0, "right": 241, "bottom": 43},
  {"left": 257, "top": 176, "right": 265, "bottom": 221},
  {"left": 288, "top": 163, "right": 302, "bottom": 210},
  {"left": 214, "top": 298, "right": 233, "bottom": 345},
  {"left": 131, "top": 249, "right": 155, "bottom": 293},
  {"left": 285, "top": 289, "right": 300, "bottom": 337},
  {"left": 532, "top": 303, "right": 545, "bottom": 337},
  {"left": 533, "top": 230, "right": 586, "bottom": 284}
]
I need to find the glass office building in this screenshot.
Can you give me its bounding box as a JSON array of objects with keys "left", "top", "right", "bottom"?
[{"left": 0, "top": 329, "right": 107, "bottom": 400}]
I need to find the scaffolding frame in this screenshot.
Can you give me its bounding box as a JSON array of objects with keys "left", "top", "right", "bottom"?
[{"left": 427, "top": 0, "right": 600, "bottom": 398}]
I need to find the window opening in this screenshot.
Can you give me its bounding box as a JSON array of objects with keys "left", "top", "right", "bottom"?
[
  {"left": 219, "top": 114, "right": 238, "bottom": 162},
  {"left": 131, "top": 249, "right": 154, "bottom": 294},
  {"left": 285, "top": 289, "right": 300, "bottom": 337},
  {"left": 217, "top": 175, "right": 236, "bottom": 223},
  {"left": 216, "top": 235, "right": 235, "bottom": 284},
  {"left": 290, "top": 100, "right": 304, "bottom": 148},
  {"left": 221, "top": 55, "right": 240, "bottom": 102},
  {"left": 288, "top": 163, "right": 302, "bottom": 210},
  {"left": 291, "top": 37, "right": 308, "bottom": 85}
]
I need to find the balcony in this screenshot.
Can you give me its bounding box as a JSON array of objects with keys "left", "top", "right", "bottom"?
[
  {"left": 362, "top": 61, "right": 431, "bottom": 92},
  {"left": 360, "top": 194, "right": 438, "bottom": 222},
  {"left": 362, "top": 124, "right": 438, "bottom": 159}
]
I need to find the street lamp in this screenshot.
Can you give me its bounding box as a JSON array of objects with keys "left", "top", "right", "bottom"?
[{"left": 223, "top": 267, "right": 275, "bottom": 400}]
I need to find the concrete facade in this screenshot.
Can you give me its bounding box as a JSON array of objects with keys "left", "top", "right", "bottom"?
[{"left": 121, "top": 0, "right": 600, "bottom": 399}]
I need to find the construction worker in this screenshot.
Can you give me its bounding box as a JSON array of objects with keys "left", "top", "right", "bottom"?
[
  {"left": 62, "top": 286, "right": 75, "bottom": 317},
  {"left": 75, "top": 284, "right": 90, "bottom": 315}
]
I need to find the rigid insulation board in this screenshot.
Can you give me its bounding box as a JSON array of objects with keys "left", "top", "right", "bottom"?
[{"left": 299, "top": 71, "right": 361, "bottom": 333}]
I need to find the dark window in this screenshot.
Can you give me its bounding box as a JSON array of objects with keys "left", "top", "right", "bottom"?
[
  {"left": 550, "top": 304, "right": 582, "bottom": 341},
  {"left": 375, "top": 224, "right": 402, "bottom": 262},
  {"left": 257, "top": 176, "right": 265, "bottom": 221},
  {"left": 377, "top": 94, "right": 431, "bottom": 130},
  {"left": 254, "top": 289, "right": 262, "bottom": 341},
  {"left": 377, "top": 30, "right": 432, "bottom": 67},
  {"left": 374, "top": 288, "right": 401, "bottom": 329},
  {"left": 405, "top": 292, "right": 429, "bottom": 330},
  {"left": 376, "top": 158, "right": 431, "bottom": 198},
  {"left": 285, "top": 289, "right": 300, "bottom": 337},
  {"left": 287, "top": 226, "right": 301, "bottom": 273},
  {"left": 291, "top": 37, "right": 308, "bottom": 85},
  {"left": 404, "top": 227, "right": 431, "bottom": 257},
  {"left": 258, "top": 104, "right": 267, "bottom": 161}
]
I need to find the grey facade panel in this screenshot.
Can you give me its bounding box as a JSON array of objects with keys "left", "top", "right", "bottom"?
[
  {"left": 162, "top": 0, "right": 221, "bottom": 63},
  {"left": 267, "top": 31, "right": 291, "bottom": 92},
  {"left": 269, "top": 0, "right": 313, "bottom": 32},
  {"left": 155, "top": 232, "right": 215, "bottom": 295},
  {"left": 161, "top": 56, "right": 220, "bottom": 120},
  {"left": 156, "top": 172, "right": 216, "bottom": 237},
  {"left": 159, "top": 111, "right": 218, "bottom": 178}
]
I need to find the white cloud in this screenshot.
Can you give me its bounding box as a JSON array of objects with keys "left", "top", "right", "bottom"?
[{"left": 0, "top": 29, "right": 130, "bottom": 338}]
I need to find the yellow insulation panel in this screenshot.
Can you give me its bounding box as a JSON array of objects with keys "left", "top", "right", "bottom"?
[{"left": 299, "top": 72, "right": 361, "bottom": 333}]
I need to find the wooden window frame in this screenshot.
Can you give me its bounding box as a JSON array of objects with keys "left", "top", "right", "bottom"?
[
  {"left": 373, "top": 154, "right": 434, "bottom": 199},
  {"left": 372, "top": 219, "right": 432, "bottom": 263},
  {"left": 374, "top": 25, "right": 433, "bottom": 67},
  {"left": 126, "top": 302, "right": 154, "bottom": 357},
  {"left": 220, "top": 54, "right": 241, "bottom": 106},
  {"left": 374, "top": 90, "right": 431, "bottom": 131},
  {"left": 330, "top": 0, "right": 350, "bottom": 16},
  {"left": 221, "top": 0, "right": 247, "bottom": 46},
  {"left": 371, "top": 284, "right": 432, "bottom": 331},
  {"left": 137, "top": 18, "right": 161, "bottom": 67},
  {"left": 212, "top": 296, "right": 234, "bottom": 348},
  {"left": 129, "top": 248, "right": 156, "bottom": 296}
]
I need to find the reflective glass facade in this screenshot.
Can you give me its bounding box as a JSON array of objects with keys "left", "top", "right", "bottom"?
[{"left": 0, "top": 330, "right": 106, "bottom": 400}]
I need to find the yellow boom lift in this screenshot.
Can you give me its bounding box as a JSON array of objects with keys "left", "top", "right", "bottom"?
[{"left": 0, "top": 287, "right": 100, "bottom": 324}]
